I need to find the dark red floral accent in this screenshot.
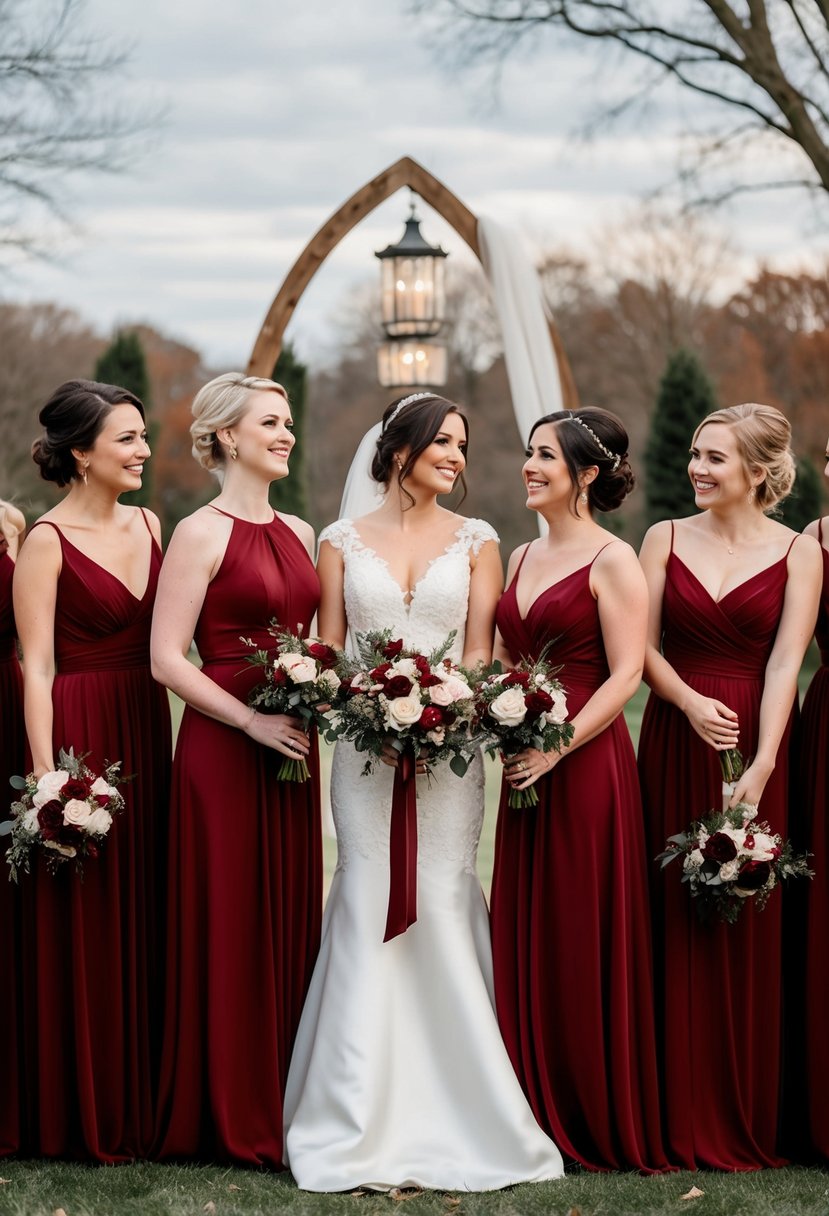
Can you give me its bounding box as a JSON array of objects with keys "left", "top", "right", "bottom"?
[
  {"left": 37, "top": 800, "right": 64, "bottom": 839},
  {"left": 503, "top": 670, "right": 531, "bottom": 688},
  {"left": 60, "top": 777, "right": 90, "bottom": 800},
  {"left": 382, "top": 639, "right": 404, "bottom": 659},
  {"left": 95, "top": 794, "right": 111, "bottom": 809},
  {"left": 524, "top": 690, "right": 554, "bottom": 714},
  {"left": 744, "top": 833, "right": 755, "bottom": 851},
  {"left": 418, "top": 706, "right": 444, "bottom": 730},
  {"left": 307, "top": 642, "right": 338, "bottom": 669},
  {"left": 385, "top": 675, "right": 413, "bottom": 698},
  {"left": 702, "top": 832, "right": 738, "bottom": 864},
  {"left": 370, "top": 663, "right": 392, "bottom": 684},
  {"left": 271, "top": 667, "right": 288, "bottom": 686},
  {"left": 86, "top": 841, "right": 100, "bottom": 859},
  {"left": 57, "top": 825, "right": 84, "bottom": 848},
  {"left": 736, "top": 859, "right": 771, "bottom": 889}
]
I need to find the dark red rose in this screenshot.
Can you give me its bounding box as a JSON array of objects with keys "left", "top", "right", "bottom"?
[
  {"left": 95, "top": 794, "right": 112, "bottom": 809},
  {"left": 702, "top": 832, "right": 738, "bottom": 864},
  {"left": 57, "top": 824, "right": 84, "bottom": 848},
  {"left": 382, "top": 639, "right": 404, "bottom": 659},
  {"left": 503, "top": 670, "right": 530, "bottom": 688},
  {"left": 86, "top": 840, "right": 100, "bottom": 860},
  {"left": 270, "top": 667, "right": 288, "bottom": 686},
  {"left": 418, "top": 705, "right": 444, "bottom": 730},
  {"left": 736, "top": 859, "right": 771, "bottom": 890},
  {"left": 744, "top": 833, "right": 755, "bottom": 851},
  {"left": 60, "top": 777, "right": 90, "bottom": 800},
  {"left": 419, "top": 673, "right": 443, "bottom": 688},
  {"left": 37, "top": 800, "right": 65, "bottom": 839},
  {"left": 414, "top": 655, "right": 431, "bottom": 676},
  {"left": 524, "top": 690, "right": 554, "bottom": 714},
  {"left": 385, "top": 675, "right": 413, "bottom": 698},
  {"left": 307, "top": 642, "right": 338, "bottom": 670},
  {"left": 370, "top": 662, "right": 392, "bottom": 684}
]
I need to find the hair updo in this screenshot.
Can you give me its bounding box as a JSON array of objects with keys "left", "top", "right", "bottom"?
[
  {"left": 691, "top": 403, "right": 796, "bottom": 511},
  {"left": 529, "top": 407, "right": 635, "bottom": 513},
  {"left": 31, "top": 379, "right": 145, "bottom": 488},
  {"left": 190, "top": 372, "right": 288, "bottom": 475},
  {"left": 371, "top": 393, "right": 469, "bottom": 508}
]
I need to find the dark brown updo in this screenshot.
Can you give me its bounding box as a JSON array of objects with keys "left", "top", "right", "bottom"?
[
  {"left": 529, "top": 407, "right": 635, "bottom": 514},
  {"left": 371, "top": 393, "right": 469, "bottom": 508},
  {"left": 32, "top": 379, "right": 145, "bottom": 487}
]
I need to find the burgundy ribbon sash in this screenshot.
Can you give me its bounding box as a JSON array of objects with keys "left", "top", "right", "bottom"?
[{"left": 384, "top": 747, "right": 418, "bottom": 942}]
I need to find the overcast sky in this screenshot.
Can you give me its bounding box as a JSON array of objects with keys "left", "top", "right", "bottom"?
[{"left": 9, "top": 0, "right": 828, "bottom": 369}]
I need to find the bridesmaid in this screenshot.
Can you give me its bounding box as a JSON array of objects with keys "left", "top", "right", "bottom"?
[
  {"left": 152, "top": 372, "right": 322, "bottom": 1169},
  {"left": 799, "top": 436, "right": 829, "bottom": 1160},
  {"left": 491, "top": 408, "right": 669, "bottom": 1172},
  {"left": 13, "top": 381, "right": 172, "bottom": 1161},
  {"left": 0, "top": 499, "right": 25, "bottom": 1157},
  {"left": 638, "top": 402, "right": 821, "bottom": 1170}
]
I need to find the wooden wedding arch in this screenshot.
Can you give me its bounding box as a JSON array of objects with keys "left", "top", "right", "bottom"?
[{"left": 246, "top": 156, "right": 579, "bottom": 409}]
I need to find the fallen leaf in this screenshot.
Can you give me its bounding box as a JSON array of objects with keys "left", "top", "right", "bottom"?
[
  {"left": 204, "top": 1203, "right": 217, "bottom": 1214},
  {"left": 349, "top": 1190, "right": 368, "bottom": 1197},
  {"left": 680, "top": 1186, "right": 705, "bottom": 1201},
  {"left": 444, "top": 1200, "right": 461, "bottom": 1210},
  {"left": 227, "top": 1185, "right": 241, "bottom": 1192},
  {"left": 0, "top": 1179, "right": 11, "bottom": 1185},
  {"left": 54, "top": 1209, "right": 68, "bottom": 1216},
  {"left": 389, "top": 1187, "right": 423, "bottom": 1202},
  {"left": 567, "top": 1209, "right": 582, "bottom": 1216}
]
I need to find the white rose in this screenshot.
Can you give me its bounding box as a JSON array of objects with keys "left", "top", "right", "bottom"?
[
  {"left": 90, "top": 776, "right": 118, "bottom": 799},
  {"left": 748, "top": 832, "right": 777, "bottom": 860},
  {"left": 718, "top": 860, "right": 740, "bottom": 882},
  {"left": 389, "top": 658, "right": 419, "bottom": 680},
  {"left": 384, "top": 695, "right": 424, "bottom": 730},
  {"left": 318, "top": 668, "right": 341, "bottom": 695},
  {"left": 429, "top": 683, "right": 455, "bottom": 707},
  {"left": 438, "top": 673, "right": 473, "bottom": 703},
  {"left": 544, "top": 688, "right": 568, "bottom": 725},
  {"left": 489, "top": 687, "right": 527, "bottom": 728},
  {"left": 426, "top": 727, "right": 446, "bottom": 746},
  {"left": 278, "top": 654, "right": 317, "bottom": 684},
  {"left": 32, "top": 769, "right": 70, "bottom": 808},
  {"left": 22, "top": 808, "right": 40, "bottom": 836},
  {"left": 62, "top": 799, "right": 92, "bottom": 827},
  {"left": 684, "top": 848, "right": 705, "bottom": 871},
  {"left": 86, "top": 806, "right": 113, "bottom": 836}
]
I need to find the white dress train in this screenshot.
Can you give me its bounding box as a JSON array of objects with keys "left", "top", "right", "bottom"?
[{"left": 283, "top": 518, "right": 564, "bottom": 1192}]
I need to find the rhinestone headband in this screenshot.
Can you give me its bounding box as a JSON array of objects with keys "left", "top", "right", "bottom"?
[
  {"left": 567, "top": 413, "right": 622, "bottom": 471},
  {"left": 384, "top": 392, "right": 433, "bottom": 429}
]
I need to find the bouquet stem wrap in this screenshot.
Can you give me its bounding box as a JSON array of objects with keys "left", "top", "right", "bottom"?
[{"left": 384, "top": 747, "right": 418, "bottom": 942}]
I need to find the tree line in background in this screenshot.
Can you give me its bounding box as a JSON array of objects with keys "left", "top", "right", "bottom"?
[{"left": 0, "top": 217, "right": 825, "bottom": 556}]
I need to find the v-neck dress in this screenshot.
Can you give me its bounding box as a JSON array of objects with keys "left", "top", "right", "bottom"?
[
  {"left": 19, "top": 513, "right": 171, "bottom": 1162},
  {"left": 283, "top": 517, "right": 564, "bottom": 1192},
  {"left": 0, "top": 543, "right": 25, "bottom": 1156},
  {"left": 490, "top": 544, "right": 669, "bottom": 1173},
  {"left": 154, "top": 510, "right": 322, "bottom": 1169},
  {"left": 638, "top": 523, "right": 796, "bottom": 1170}
]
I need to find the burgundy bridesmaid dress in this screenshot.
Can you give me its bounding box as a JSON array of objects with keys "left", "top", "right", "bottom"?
[
  {"left": 491, "top": 544, "right": 669, "bottom": 1172},
  {"left": 800, "top": 519, "right": 829, "bottom": 1159},
  {"left": 0, "top": 542, "right": 25, "bottom": 1156},
  {"left": 155, "top": 510, "right": 322, "bottom": 1169},
  {"left": 20, "top": 512, "right": 172, "bottom": 1162},
  {"left": 638, "top": 523, "right": 796, "bottom": 1170}
]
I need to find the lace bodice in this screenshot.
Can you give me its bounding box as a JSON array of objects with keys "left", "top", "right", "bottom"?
[{"left": 319, "top": 517, "right": 498, "bottom": 659}]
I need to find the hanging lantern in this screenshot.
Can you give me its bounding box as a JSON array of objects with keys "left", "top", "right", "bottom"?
[{"left": 377, "top": 339, "right": 448, "bottom": 389}]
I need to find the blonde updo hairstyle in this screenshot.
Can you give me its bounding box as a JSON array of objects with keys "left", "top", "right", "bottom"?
[
  {"left": 190, "top": 372, "right": 288, "bottom": 477},
  {"left": 692, "top": 402, "right": 796, "bottom": 512}
]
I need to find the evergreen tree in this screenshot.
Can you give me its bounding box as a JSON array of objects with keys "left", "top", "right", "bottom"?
[
  {"left": 645, "top": 348, "right": 718, "bottom": 528},
  {"left": 94, "top": 330, "right": 155, "bottom": 509},
  {"left": 778, "top": 455, "right": 825, "bottom": 533},
  {"left": 269, "top": 342, "right": 308, "bottom": 519}
]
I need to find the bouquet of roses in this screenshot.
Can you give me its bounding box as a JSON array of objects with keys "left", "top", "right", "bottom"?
[
  {"left": 243, "top": 623, "right": 343, "bottom": 781},
  {"left": 657, "top": 750, "right": 812, "bottom": 925},
  {"left": 1, "top": 747, "right": 126, "bottom": 881},
  {"left": 330, "top": 630, "right": 478, "bottom": 778},
  {"left": 474, "top": 651, "right": 573, "bottom": 808}
]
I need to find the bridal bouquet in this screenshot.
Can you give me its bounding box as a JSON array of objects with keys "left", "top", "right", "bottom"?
[
  {"left": 1, "top": 747, "right": 126, "bottom": 881},
  {"left": 657, "top": 750, "right": 812, "bottom": 925},
  {"left": 243, "top": 624, "right": 342, "bottom": 781},
  {"left": 330, "top": 630, "right": 478, "bottom": 778},
  {"left": 474, "top": 653, "right": 573, "bottom": 808}
]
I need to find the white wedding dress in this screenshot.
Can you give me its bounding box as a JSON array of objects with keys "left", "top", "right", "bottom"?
[{"left": 283, "top": 517, "right": 563, "bottom": 1192}]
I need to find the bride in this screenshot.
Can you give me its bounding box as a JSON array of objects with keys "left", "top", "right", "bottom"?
[{"left": 283, "top": 392, "right": 564, "bottom": 1192}]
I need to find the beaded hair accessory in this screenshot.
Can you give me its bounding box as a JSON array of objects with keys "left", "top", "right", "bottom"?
[
  {"left": 567, "top": 413, "right": 622, "bottom": 471},
  {"left": 384, "top": 391, "right": 434, "bottom": 429}
]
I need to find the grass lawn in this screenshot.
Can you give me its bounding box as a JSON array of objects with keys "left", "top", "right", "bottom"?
[{"left": 8, "top": 657, "right": 821, "bottom": 1213}]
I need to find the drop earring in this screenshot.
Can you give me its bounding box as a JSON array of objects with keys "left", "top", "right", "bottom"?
[
  {"left": 579, "top": 489, "right": 588, "bottom": 505},
  {"left": 747, "top": 486, "right": 756, "bottom": 504},
  {"left": 229, "top": 445, "right": 238, "bottom": 461},
  {"left": 81, "top": 462, "right": 89, "bottom": 486}
]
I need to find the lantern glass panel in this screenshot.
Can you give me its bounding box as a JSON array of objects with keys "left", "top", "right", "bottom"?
[{"left": 377, "top": 340, "right": 447, "bottom": 388}]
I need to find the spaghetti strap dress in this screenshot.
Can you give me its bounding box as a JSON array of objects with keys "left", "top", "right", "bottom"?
[
  {"left": 0, "top": 542, "right": 25, "bottom": 1156},
  {"left": 491, "top": 543, "right": 669, "bottom": 1173},
  {"left": 638, "top": 522, "right": 796, "bottom": 1170},
  {"left": 796, "top": 518, "right": 829, "bottom": 1159},
  {"left": 20, "top": 511, "right": 171, "bottom": 1162},
  {"left": 155, "top": 509, "right": 322, "bottom": 1169}
]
